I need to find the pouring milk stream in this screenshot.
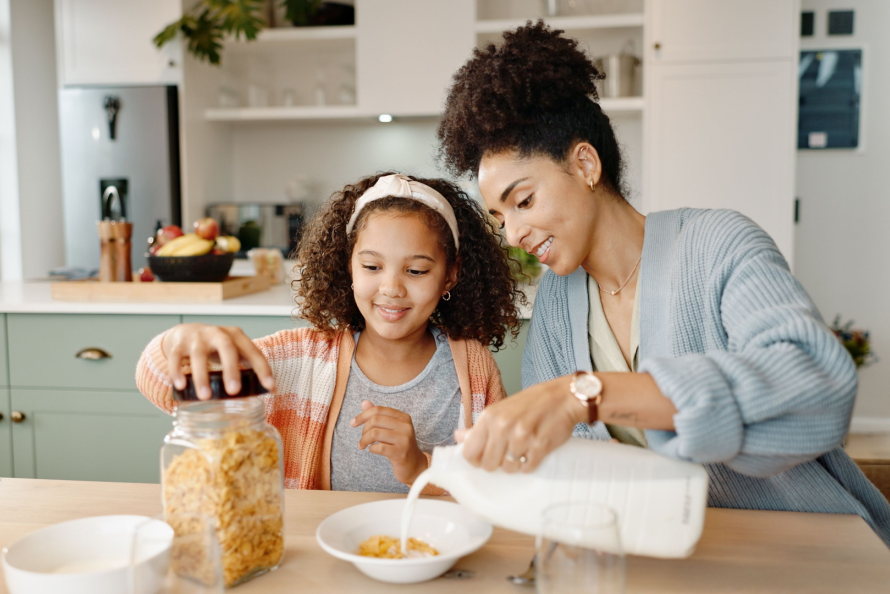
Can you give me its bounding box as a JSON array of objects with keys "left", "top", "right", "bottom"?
[{"left": 401, "top": 438, "right": 709, "bottom": 558}]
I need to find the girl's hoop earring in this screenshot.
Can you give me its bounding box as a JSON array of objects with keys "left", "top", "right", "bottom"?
[{"left": 442, "top": 291, "right": 451, "bottom": 301}]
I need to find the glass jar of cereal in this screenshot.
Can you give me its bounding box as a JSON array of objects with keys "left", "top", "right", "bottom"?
[{"left": 161, "top": 394, "right": 285, "bottom": 587}]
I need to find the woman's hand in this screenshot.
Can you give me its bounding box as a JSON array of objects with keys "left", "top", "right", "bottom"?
[
  {"left": 456, "top": 375, "right": 585, "bottom": 473},
  {"left": 352, "top": 400, "right": 428, "bottom": 486},
  {"left": 161, "top": 323, "right": 274, "bottom": 399}
]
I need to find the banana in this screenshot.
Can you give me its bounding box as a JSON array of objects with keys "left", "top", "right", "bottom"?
[
  {"left": 156, "top": 233, "right": 214, "bottom": 257},
  {"left": 172, "top": 238, "right": 214, "bottom": 256},
  {"left": 215, "top": 235, "right": 241, "bottom": 253}
]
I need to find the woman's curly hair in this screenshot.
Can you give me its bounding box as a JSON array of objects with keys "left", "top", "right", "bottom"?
[
  {"left": 294, "top": 172, "right": 525, "bottom": 350},
  {"left": 437, "top": 21, "right": 626, "bottom": 196}
]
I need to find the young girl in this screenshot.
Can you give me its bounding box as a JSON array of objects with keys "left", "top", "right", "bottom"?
[{"left": 136, "top": 173, "right": 523, "bottom": 494}]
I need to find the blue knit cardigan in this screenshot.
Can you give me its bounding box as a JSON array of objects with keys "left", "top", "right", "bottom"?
[{"left": 522, "top": 208, "right": 890, "bottom": 546}]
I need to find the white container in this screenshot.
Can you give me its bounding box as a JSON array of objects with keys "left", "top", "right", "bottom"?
[
  {"left": 423, "top": 438, "right": 709, "bottom": 558},
  {"left": 2, "top": 515, "right": 172, "bottom": 594}
]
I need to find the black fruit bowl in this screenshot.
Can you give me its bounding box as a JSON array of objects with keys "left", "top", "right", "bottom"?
[{"left": 147, "top": 252, "right": 235, "bottom": 283}]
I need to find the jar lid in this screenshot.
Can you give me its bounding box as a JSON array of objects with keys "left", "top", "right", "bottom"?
[{"left": 173, "top": 368, "right": 269, "bottom": 401}]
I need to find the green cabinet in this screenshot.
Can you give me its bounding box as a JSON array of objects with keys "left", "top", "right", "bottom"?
[
  {"left": 181, "top": 315, "right": 303, "bottom": 339},
  {"left": 0, "top": 388, "right": 11, "bottom": 477},
  {"left": 10, "top": 388, "right": 171, "bottom": 483},
  {"left": 0, "top": 314, "right": 8, "bottom": 385},
  {"left": 8, "top": 314, "right": 179, "bottom": 390},
  {"left": 491, "top": 321, "right": 529, "bottom": 396}
]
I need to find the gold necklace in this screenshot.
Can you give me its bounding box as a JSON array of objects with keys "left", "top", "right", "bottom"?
[{"left": 598, "top": 255, "right": 642, "bottom": 296}]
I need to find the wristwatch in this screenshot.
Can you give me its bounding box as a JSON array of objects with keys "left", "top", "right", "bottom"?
[{"left": 570, "top": 371, "right": 603, "bottom": 424}]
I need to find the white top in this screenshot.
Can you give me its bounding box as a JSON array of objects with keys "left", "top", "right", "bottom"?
[{"left": 587, "top": 275, "right": 647, "bottom": 448}]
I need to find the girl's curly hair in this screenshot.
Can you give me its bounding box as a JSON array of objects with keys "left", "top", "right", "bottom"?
[
  {"left": 437, "top": 21, "right": 626, "bottom": 196},
  {"left": 294, "top": 172, "right": 525, "bottom": 350}
]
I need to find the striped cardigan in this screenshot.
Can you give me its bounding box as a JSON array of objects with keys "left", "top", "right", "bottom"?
[{"left": 136, "top": 327, "right": 506, "bottom": 493}]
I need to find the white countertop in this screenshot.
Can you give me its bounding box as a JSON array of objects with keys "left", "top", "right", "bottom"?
[
  {"left": 0, "top": 281, "right": 297, "bottom": 316},
  {"left": 0, "top": 280, "right": 535, "bottom": 318}
]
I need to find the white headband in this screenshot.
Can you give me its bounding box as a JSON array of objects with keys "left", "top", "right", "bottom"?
[{"left": 345, "top": 174, "right": 460, "bottom": 250}]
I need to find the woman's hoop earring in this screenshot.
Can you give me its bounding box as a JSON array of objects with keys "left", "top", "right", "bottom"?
[
  {"left": 350, "top": 283, "right": 354, "bottom": 289},
  {"left": 589, "top": 179, "right": 596, "bottom": 192},
  {"left": 442, "top": 291, "right": 451, "bottom": 301}
]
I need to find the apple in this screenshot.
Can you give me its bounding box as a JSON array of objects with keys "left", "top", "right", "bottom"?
[
  {"left": 153, "top": 225, "right": 184, "bottom": 249},
  {"left": 138, "top": 267, "right": 155, "bottom": 282},
  {"left": 194, "top": 217, "right": 220, "bottom": 241}
]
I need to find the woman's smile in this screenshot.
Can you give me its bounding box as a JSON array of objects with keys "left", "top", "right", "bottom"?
[{"left": 530, "top": 236, "right": 554, "bottom": 263}]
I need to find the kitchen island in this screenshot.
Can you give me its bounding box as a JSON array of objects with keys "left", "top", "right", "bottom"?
[{"left": 1, "top": 478, "right": 888, "bottom": 593}]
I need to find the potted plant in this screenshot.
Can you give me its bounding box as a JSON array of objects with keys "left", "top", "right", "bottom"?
[
  {"left": 830, "top": 316, "right": 878, "bottom": 369},
  {"left": 154, "top": 0, "right": 355, "bottom": 65}
]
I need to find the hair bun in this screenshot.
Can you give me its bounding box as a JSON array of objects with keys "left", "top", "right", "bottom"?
[{"left": 483, "top": 21, "right": 600, "bottom": 118}]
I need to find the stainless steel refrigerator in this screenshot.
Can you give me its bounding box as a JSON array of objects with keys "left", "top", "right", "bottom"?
[{"left": 59, "top": 86, "right": 181, "bottom": 271}]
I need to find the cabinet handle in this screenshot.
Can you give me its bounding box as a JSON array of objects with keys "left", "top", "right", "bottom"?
[
  {"left": 76, "top": 347, "right": 112, "bottom": 360},
  {"left": 11, "top": 411, "right": 25, "bottom": 423},
  {"left": 0, "top": 412, "right": 3, "bottom": 421},
  {"left": 654, "top": 42, "right": 662, "bottom": 50}
]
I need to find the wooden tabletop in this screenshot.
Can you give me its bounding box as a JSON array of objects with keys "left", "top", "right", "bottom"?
[{"left": 1, "top": 478, "right": 888, "bottom": 593}]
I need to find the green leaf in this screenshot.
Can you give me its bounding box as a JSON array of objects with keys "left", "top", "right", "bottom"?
[
  {"left": 153, "top": 18, "right": 185, "bottom": 48},
  {"left": 217, "top": 0, "right": 265, "bottom": 40},
  {"left": 185, "top": 9, "right": 225, "bottom": 65}
]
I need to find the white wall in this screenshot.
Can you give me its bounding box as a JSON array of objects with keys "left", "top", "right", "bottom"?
[
  {"left": 795, "top": 0, "right": 890, "bottom": 429},
  {"left": 0, "top": 0, "right": 65, "bottom": 280},
  {"left": 228, "top": 115, "right": 644, "bottom": 211}
]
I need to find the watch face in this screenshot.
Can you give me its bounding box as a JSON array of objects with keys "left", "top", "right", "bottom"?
[{"left": 574, "top": 373, "right": 602, "bottom": 398}]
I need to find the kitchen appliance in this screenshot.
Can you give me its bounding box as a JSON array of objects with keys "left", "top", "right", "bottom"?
[
  {"left": 206, "top": 203, "right": 304, "bottom": 257},
  {"left": 59, "top": 86, "right": 181, "bottom": 271},
  {"left": 595, "top": 43, "right": 641, "bottom": 98}
]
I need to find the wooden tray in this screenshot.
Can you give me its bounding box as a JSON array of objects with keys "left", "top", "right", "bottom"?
[{"left": 51, "top": 275, "right": 272, "bottom": 302}]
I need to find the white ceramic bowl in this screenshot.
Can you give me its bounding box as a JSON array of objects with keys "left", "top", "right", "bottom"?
[
  {"left": 316, "top": 499, "right": 492, "bottom": 584},
  {"left": 2, "top": 515, "right": 173, "bottom": 594}
]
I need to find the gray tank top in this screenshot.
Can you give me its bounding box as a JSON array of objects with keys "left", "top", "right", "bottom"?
[{"left": 330, "top": 328, "right": 462, "bottom": 493}]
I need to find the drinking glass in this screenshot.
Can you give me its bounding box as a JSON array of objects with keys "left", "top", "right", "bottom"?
[{"left": 536, "top": 501, "right": 625, "bottom": 594}]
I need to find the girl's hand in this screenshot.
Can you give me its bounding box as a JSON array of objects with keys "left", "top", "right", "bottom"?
[
  {"left": 161, "top": 323, "right": 275, "bottom": 400},
  {"left": 455, "top": 375, "right": 584, "bottom": 473},
  {"left": 352, "top": 400, "right": 428, "bottom": 486}
]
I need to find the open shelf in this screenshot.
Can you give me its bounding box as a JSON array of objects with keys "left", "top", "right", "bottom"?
[
  {"left": 205, "top": 97, "right": 642, "bottom": 122},
  {"left": 599, "top": 97, "right": 644, "bottom": 113},
  {"left": 205, "top": 105, "right": 365, "bottom": 121},
  {"left": 225, "top": 25, "right": 356, "bottom": 45},
  {"left": 475, "top": 13, "right": 644, "bottom": 33}
]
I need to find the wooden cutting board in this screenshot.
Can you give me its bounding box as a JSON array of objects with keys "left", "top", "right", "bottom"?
[{"left": 51, "top": 275, "right": 272, "bottom": 302}]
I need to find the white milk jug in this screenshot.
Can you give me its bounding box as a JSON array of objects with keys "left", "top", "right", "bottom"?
[{"left": 406, "top": 438, "right": 709, "bottom": 559}]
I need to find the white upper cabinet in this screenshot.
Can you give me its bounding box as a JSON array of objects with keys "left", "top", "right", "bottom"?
[
  {"left": 55, "top": 0, "right": 182, "bottom": 86},
  {"left": 648, "top": 0, "right": 797, "bottom": 63},
  {"left": 645, "top": 60, "right": 798, "bottom": 260},
  {"left": 356, "top": 0, "right": 475, "bottom": 116},
  {"left": 643, "top": 0, "right": 800, "bottom": 265}
]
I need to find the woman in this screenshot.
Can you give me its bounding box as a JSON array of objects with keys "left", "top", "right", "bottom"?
[{"left": 437, "top": 22, "right": 890, "bottom": 545}]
